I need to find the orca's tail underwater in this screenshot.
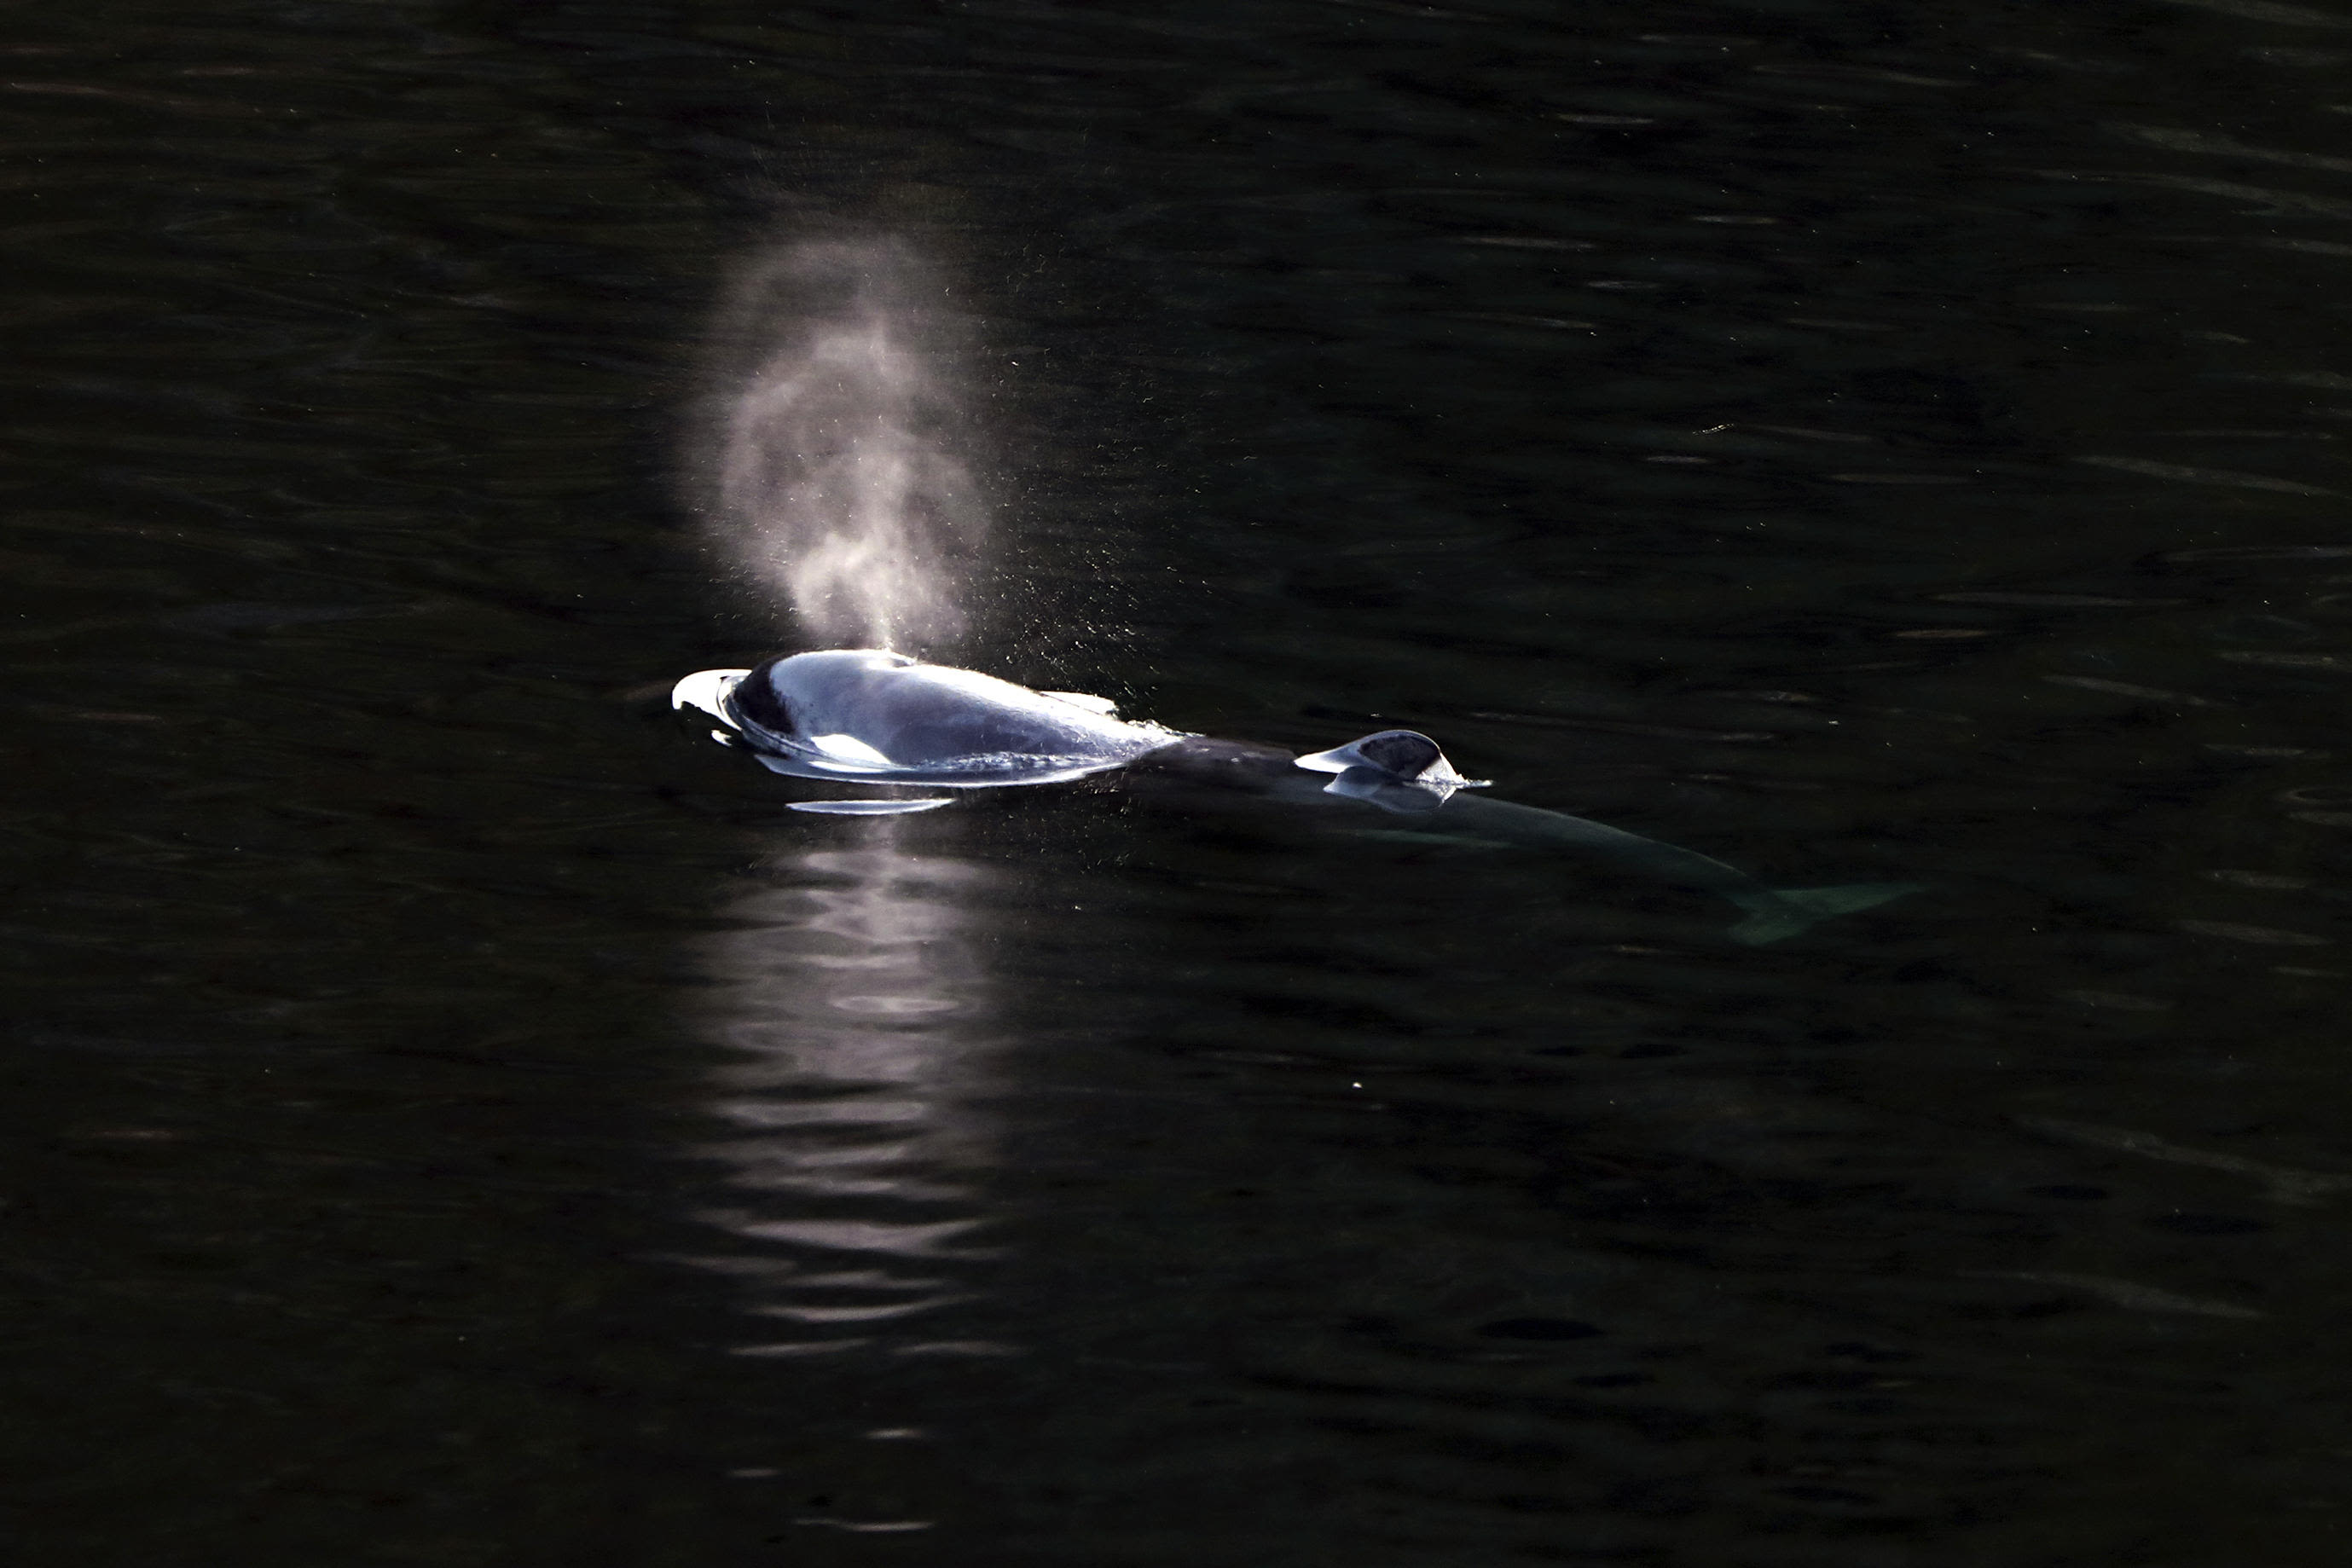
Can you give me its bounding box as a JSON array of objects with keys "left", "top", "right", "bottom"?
[
  {"left": 1724, "top": 882, "right": 1927, "bottom": 946},
  {"left": 1358, "top": 788, "right": 1924, "bottom": 945}
]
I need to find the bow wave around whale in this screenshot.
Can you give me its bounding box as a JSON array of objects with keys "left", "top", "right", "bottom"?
[{"left": 673, "top": 649, "right": 1920, "bottom": 944}]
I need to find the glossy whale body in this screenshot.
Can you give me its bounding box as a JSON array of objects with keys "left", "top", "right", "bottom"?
[
  {"left": 681, "top": 648, "right": 1180, "bottom": 788},
  {"left": 673, "top": 651, "right": 1920, "bottom": 942}
]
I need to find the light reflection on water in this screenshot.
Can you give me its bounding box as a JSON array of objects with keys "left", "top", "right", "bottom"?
[
  {"left": 19, "top": 0, "right": 2352, "bottom": 1555},
  {"left": 687, "top": 824, "right": 1014, "bottom": 1361}
]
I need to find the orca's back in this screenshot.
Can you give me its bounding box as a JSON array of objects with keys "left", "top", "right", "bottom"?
[{"left": 735, "top": 650, "right": 1172, "bottom": 784}]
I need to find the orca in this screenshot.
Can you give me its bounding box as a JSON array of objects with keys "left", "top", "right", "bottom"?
[{"left": 673, "top": 650, "right": 1920, "bottom": 944}]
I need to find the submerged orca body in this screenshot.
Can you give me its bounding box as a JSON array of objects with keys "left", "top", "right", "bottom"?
[{"left": 674, "top": 650, "right": 1919, "bottom": 944}]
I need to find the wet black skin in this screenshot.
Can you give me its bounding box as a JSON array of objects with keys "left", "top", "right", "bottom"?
[{"left": 1121, "top": 734, "right": 1771, "bottom": 901}]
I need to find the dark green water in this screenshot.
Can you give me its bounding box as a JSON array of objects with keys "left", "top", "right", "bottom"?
[{"left": 9, "top": 1, "right": 2352, "bottom": 1562}]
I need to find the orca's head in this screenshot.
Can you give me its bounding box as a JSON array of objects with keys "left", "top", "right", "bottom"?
[
  {"left": 727, "top": 655, "right": 798, "bottom": 741},
  {"left": 724, "top": 649, "right": 916, "bottom": 748}
]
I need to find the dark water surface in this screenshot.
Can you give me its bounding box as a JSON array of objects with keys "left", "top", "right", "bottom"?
[{"left": 10, "top": 0, "right": 2352, "bottom": 1561}]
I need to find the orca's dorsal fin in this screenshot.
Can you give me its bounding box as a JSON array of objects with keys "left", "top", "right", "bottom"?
[
  {"left": 1043, "top": 691, "right": 1120, "bottom": 717},
  {"left": 1294, "top": 729, "right": 1488, "bottom": 798},
  {"left": 1323, "top": 765, "right": 1449, "bottom": 814}
]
